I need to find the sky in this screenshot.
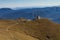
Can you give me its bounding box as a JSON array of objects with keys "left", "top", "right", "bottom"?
[{"left": 0, "top": 0, "right": 60, "bottom": 8}]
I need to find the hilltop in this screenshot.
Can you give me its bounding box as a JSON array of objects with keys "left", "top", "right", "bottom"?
[{"left": 0, "top": 18, "right": 60, "bottom": 40}]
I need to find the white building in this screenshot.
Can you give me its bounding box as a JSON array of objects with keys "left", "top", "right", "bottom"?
[{"left": 36, "top": 16, "right": 41, "bottom": 19}]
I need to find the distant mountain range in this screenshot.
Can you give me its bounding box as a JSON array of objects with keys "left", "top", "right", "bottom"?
[{"left": 0, "top": 7, "right": 60, "bottom": 23}]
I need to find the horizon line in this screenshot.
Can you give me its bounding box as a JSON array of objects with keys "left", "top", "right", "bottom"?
[{"left": 0, "top": 5, "right": 60, "bottom": 9}]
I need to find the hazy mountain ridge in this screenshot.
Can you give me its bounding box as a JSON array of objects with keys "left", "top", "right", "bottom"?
[{"left": 0, "top": 7, "right": 60, "bottom": 23}]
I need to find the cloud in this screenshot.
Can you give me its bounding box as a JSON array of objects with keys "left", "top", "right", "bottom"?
[{"left": 0, "top": 0, "right": 60, "bottom": 8}]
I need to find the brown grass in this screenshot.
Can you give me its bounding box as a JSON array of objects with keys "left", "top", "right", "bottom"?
[{"left": 0, "top": 18, "right": 60, "bottom": 40}]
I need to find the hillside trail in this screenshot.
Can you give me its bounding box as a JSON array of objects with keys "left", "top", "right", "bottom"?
[
  {"left": 0, "top": 21, "right": 39, "bottom": 40},
  {"left": 6, "top": 22, "right": 19, "bottom": 31}
]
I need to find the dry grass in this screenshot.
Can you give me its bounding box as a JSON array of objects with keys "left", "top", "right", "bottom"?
[{"left": 0, "top": 19, "right": 60, "bottom": 40}]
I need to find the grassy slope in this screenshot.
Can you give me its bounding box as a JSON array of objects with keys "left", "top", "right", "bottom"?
[{"left": 0, "top": 19, "right": 60, "bottom": 40}]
